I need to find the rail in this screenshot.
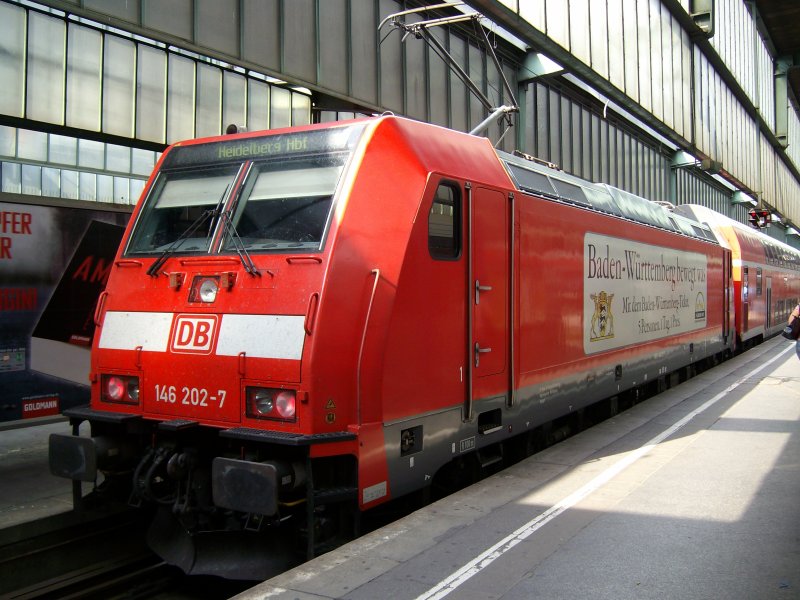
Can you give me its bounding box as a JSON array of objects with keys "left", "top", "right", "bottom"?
[{"left": 0, "top": 508, "right": 157, "bottom": 599}]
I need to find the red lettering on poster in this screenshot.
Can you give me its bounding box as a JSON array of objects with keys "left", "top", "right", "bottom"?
[
  {"left": 72, "top": 256, "right": 113, "bottom": 284},
  {"left": 0, "top": 211, "right": 32, "bottom": 234},
  {"left": 0, "top": 288, "right": 37, "bottom": 310},
  {"left": 0, "top": 211, "right": 33, "bottom": 259}
]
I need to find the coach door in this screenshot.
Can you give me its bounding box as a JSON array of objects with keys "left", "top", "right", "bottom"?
[
  {"left": 466, "top": 184, "right": 510, "bottom": 421},
  {"left": 765, "top": 276, "right": 772, "bottom": 329},
  {"left": 723, "top": 248, "right": 732, "bottom": 343}
]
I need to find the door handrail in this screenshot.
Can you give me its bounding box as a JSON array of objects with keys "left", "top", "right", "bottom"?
[
  {"left": 508, "top": 192, "right": 515, "bottom": 408},
  {"left": 465, "top": 182, "right": 474, "bottom": 422},
  {"left": 357, "top": 269, "right": 381, "bottom": 425}
]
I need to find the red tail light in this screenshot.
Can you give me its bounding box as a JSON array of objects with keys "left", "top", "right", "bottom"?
[
  {"left": 275, "top": 391, "right": 296, "bottom": 419},
  {"left": 101, "top": 374, "right": 140, "bottom": 404},
  {"left": 246, "top": 387, "right": 296, "bottom": 422}
]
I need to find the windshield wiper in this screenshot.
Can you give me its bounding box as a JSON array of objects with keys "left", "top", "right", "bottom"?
[
  {"left": 219, "top": 211, "right": 261, "bottom": 276},
  {"left": 146, "top": 208, "right": 219, "bottom": 276},
  {"left": 147, "top": 186, "right": 230, "bottom": 277}
]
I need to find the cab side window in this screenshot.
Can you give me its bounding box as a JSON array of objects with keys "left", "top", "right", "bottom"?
[{"left": 428, "top": 182, "right": 461, "bottom": 260}]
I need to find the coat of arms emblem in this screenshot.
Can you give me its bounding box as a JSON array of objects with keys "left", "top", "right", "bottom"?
[{"left": 590, "top": 291, "right": 615, "bottom": 341}]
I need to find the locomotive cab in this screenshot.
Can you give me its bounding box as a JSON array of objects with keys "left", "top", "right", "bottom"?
[
  {"left": 50, "top": 121, "right": 379, "bottom": 577},
  {"left": 49, "top": 116, "right": 512, "bottom": 578}
]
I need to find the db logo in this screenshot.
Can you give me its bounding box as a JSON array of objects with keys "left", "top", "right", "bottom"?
[{"left": 171, "top": 314, "right": 218, "bottom": 354}]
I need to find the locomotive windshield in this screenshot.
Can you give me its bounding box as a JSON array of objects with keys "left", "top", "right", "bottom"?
[
  {"left": 125, "top": 124, "right": 364, "bottom": 256},
  {"left": 127, "top": 166, "right": 239, "bottom": 254},
  {"left": 221, "top": 156, "right": 346, "bottom": 252}
]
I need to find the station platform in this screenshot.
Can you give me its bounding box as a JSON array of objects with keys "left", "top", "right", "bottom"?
[
  {"left": 0, "top": 418, "right": 74, "bottom": 530},
  {"left": 236, "top": 337, "right": 800, "bottom": 600}
]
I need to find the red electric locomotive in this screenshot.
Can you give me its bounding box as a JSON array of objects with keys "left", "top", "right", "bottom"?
[{"left": 51, "top": 116, "right": 749, "bottom": 577}]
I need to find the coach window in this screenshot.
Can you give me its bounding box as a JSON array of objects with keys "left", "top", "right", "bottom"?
[
  {"left": 428, "top": 182, "right": 461, "bottom": 260},
  {"left": 756, "top": 267, "right": 762, "bottom": 295},
  {"left": 743, "top": 267, "right": 749, "bottom": 301}
]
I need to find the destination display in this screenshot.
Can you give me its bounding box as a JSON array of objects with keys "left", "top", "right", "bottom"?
[{"left": 162, "top": 122, "right": 366, "bottom": 169}]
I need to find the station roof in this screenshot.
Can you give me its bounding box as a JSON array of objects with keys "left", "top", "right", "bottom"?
[{"left": 755, "top": 0, "right": 800, "bottom": 103}]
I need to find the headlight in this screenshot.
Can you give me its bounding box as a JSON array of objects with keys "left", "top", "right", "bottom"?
[
  {"left": 252, "top": 390, "right": 274, "bottom": 415},
  {"left": 199, "top": 278, "right": 218, "bottom": 302},
  {"left": 189, "top": 275, "right": 220, "bottom": 303},
  {"left": 246, "top": 387, "right": 296, "bottom": 422}
]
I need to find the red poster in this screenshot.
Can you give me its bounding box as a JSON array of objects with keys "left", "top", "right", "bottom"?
[{"left": 21, "top": 395, "right": 60, "bottom": 418}]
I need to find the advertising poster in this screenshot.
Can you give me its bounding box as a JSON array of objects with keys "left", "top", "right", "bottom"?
[
  {"left": 583, "top": 232, "right": 708, "bottom": 354},
  {"left": 0, "top": 201, "right": 128, "bottom": 424}
]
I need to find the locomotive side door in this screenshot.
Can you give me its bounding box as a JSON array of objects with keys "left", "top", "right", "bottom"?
[{"left": 467, "top": 184, "right": 510, "bottom": 420}]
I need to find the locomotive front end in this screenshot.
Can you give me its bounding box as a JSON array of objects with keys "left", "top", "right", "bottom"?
[{"left": 49, "top": 122, "right": 368, "bottom": 578}]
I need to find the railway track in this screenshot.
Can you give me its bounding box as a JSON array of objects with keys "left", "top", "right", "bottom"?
[
  {"left": 0, "top": 504, "right": 171, "bottom": 599},
  {"left": 6, "top": 555, "right": 175, "bottom": 600},
  {"left": 0, "top": 502, "right": 260, "bottom": 600}
]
